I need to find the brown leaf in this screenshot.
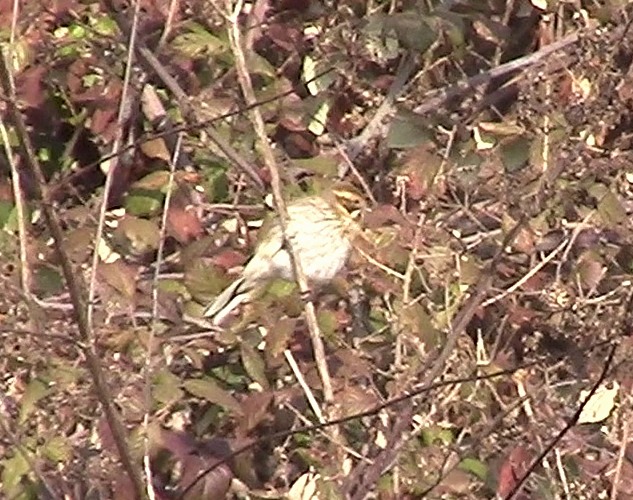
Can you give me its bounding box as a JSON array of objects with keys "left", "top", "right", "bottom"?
[
  {"left": 140, "top": 138, "right": 171, "bottom": 161},
  {"left": 576, "top": 251, "right": 605, "bottom": 291},
  {"left": 238, "top": 391, "right": 273, "bottom": 433},
  {"left": 363, "top": 203, "right": 410, "bottom": 229},
  {"left": 264, "top": 317, "right": 296, "bottom": 360},
  {"left": 333, "top": 385, "right": 379, "bottom": 418},
  {"left": 17, "top": 66, "right": 47, "bottom": 109},
  {"left": 98, "top": 261, "right": 138, "bottom": 299}
]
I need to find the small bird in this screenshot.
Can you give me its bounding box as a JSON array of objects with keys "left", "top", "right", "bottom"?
[{"left": 204, "top": 184, "right": 366, "bottom": 325}]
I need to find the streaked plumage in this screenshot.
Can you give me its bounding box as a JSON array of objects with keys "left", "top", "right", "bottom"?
[{"left": 204, "top": 186, "right": 365, "bottom": 325}]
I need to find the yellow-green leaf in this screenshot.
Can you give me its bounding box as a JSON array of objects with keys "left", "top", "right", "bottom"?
[{"left": 183, "top": 378, "right": 243, "bottom": 415}]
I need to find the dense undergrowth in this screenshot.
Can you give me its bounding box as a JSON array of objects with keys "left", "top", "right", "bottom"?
[{"left": 1, "top": 0, "right": 633, "bottom": 498}]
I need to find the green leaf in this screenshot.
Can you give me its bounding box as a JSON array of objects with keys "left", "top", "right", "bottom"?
[
  {"left": 113, "top": 216, "right": 161, "bottom": 255},
  {"left": 45, "top": 364, "right": 81, "bottom": 388},
  {"left": 458, "top": 457, "right": 488, "bottom": 481},
  {"left": 362, "top": 14, "right": 400, "bottom": 61},
  {"left": 4, "top": 202, "right": 32, "bottom": 233},
  {"left": 41, "top": 436, "right": 72, "bottom": 463},
  {"left": 398, "top": 301, "right": 441, "bottom": 346},
  {"left": 183, "top": 378, "right": 243, "bottom": 415},
  {"left": 500, "top": 137, "right": 531, "bottom": 172},
  {"left": 292, "top": 156, "right": 338, "bottom": 176},
  {"left": 317, "top": 309, "right": 338, "bottom": 342},
  {"left": 248, "top": 52, "right": 277, "bottom": 79},
  {"left": 19, "top": 379, "right": 49, "bottom": 424},
  {"left": 302, "top": 56, "right": 336, "bottom": 95},
  {"left": 384, "top": 11, "right": 438, "bottom": 53},
  {"left": 421, "top": 426, "right": 454, "bottom": 446},
  {"left": 68, "top": 23, "right": 87, "bottom": 39},
  {"left": 1, "top": 452, "right": 30, "bottom": 495},
  {"left": 172, "top": 22, "right": 226, "bottom": 57},
  {"left": 202, "top": 165, "right": 229, "bottom": 203},
  {"left": 92, "top": 15, "right": 118, "bottom": 36},
  {"left": 387, "top": 110, "right": 433, "bottom": 149},
  {"left": 307, "top": 100, "right": 330, "bottom": 136},
  {"left": 598, "top": 191, "right": 626, "bottom": 225},
  {"left": 132, "top": 171, "right": 170, "bottom": 191},
  {"left": 240, "top": 343, "right": 269, "bottom": 390},
  {"left": 153, "top": 370, "right": 184, "bottom": 405},
  {"left": 33, "top": 266, "right": 64, "bottom": 297},
  {"left": 0, "top": 201, "right": 15, "bottom": 229},
  {"left": 124, "top": 193, "right": 163, "bottom": 217},
  {"left": 184, "top": 259, "right": 230, "bottom": 301}
]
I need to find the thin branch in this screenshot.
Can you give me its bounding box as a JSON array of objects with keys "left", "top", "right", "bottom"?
[
  {"left": 142, "top": 109, "right": 183, "bottom": 500},
  {"left": 225, "top": 2, "right": 334, "bottom": 403},
  {"left": 285, "top": 349, "right": 325, "bottom": 424},
  {"left": 86, "top": 0, "right": 141, "bottom": 333},
  {"left": 610, "top": 412, "right": 630, "bottom": 500},
  {"left": 1, "top": 120, "right": 31, "bottom": 300}
]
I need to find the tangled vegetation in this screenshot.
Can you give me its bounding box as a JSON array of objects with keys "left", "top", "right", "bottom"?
[{"left": 1, "top": 0, "right": 633, "bottom": 498}]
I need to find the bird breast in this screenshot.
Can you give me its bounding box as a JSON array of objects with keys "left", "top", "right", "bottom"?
[{"left": 243, "top": 197, "right": 354, "bottom": 285}]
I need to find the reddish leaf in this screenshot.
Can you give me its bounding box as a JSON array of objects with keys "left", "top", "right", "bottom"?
[
  {"left": 496, "top": 446, "right": 532, "bottom": 498},
  {"left": 17, "top": 66, "right": 47, "bottom": 109},
  {"left": 167, "top": 206, "right": 204, "bottom": 244},
  {"left": 211, "top": 249, "right": 247, "bottom": 271}
]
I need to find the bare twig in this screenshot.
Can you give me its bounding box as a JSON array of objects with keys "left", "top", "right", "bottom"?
[
  {"left": 1, "top": 120, "right": 31, "bottom": 298},
  {"left": 142, "top": 120, "right": 183, "bottom": 500},
  {"left": 285, "top": 350, "right": 325, "bottom": 424},
  {"left": 610, "top": 408, "right": 630, "bottom": 500},
  {"left": 86, "top": 0, "right": 140, "bottom": 333},
  {"left": 2, "top": 0, "right": 34, "bottom": 314},
  {"left": 156, "top": 0, "right": 179, "bottom": 50},
  {"left": 344, "top": 31, "right": 580, "bottom": 156}
]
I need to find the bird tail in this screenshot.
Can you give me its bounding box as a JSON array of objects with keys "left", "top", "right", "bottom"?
[{"left": 203, "top": 277, "right": 252, "bottom": 325}]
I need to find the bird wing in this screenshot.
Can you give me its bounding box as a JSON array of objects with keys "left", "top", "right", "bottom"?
[
  {"left": 203, "top": 276, "right": 247, "bottom": 323},
  {"left": 204, "top": 220, "right": 288, "bottom": 325},
  {"left": 241, "top": 223, "right": 285, "bottom": 282}
]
